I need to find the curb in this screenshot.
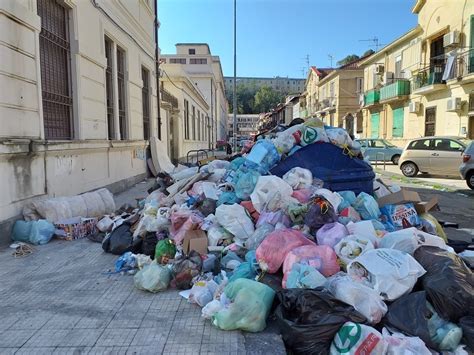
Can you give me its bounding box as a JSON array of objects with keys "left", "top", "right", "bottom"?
[{"left": 374, "top": 168, "right": 460, "bottom": 192}]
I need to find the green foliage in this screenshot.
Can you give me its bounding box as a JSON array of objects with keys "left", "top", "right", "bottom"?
[
  {"left": 337, "top": 54, "right": 360, "bottom": 67},
  {"left": 253, "top": 86, "right": 284, "bottom": 113},
  {"left": 362, "top": 49, "right": 375, "bottom": 57},
  {"left": 227, "top": 83, "right": 258, "bottom": 114}
]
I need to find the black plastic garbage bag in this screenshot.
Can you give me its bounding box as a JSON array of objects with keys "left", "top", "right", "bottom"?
[
  {"left": 459, "top": 316, "right": 474, "bottom": 350},
  {"left": 171, "top": 251, "right": 202, "bottom": 290},
  {"left": 383, "top": 291, "right": 438, "bottom": 350},
  {"left": 274, "top": 288, "right": 366, "bottom": 355},
  {"left": 102, "top": 223, "right": 142, "bottom": 255},
  {"left": 304, "top": 196, "right": 337, "bottom": 233},
  {"left": 414, "top": 246, "right": 474, "bottom": 322},
  {"left": 141, "top": 232, "right": 158, "bottom": 258}
]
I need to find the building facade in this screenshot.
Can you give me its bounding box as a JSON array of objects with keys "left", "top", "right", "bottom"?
[
  {"left": 361, "top": 0, "right": 474, "bottom": 144},
  {"left": 161, "top": 43, "right": 228, "bottom": 160},
  {"left": 228, "top": 114, "right": 259, "bottom": 140},
  {"left": 224, "top": 76, "right": 305, "bottom": 95},
  {"left": 304, "top": 67, "right": 333, "bottom": 117},
  {"left": 1, "top": 0, "right": 160, "bottom": 230}
]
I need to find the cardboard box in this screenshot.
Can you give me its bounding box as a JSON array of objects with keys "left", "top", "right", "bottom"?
[
  {"left": 55, "top": 217, "right": 98, "bottom": 240},
  {"left": 183, "top": 230, "right": 208, "bottom": 255},
  {"left": 377, "top": 189, "right": 421, "bottom": 207},
  {"left": 415, "top": 196, "right": 439, "bottom": 214}
]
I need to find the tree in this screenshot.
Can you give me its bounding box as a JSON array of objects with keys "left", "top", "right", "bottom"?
[
  {"left": 362, "top": 49, "right": 375, "bottom": 57},
  {"left": 337, "top": 54, "right": 360, "bottom": 67},
  {"left": 227, "top": 83, "right": 257, "bottom": 114},
  {"left": 253, "top": 86, "right": 284, "bottom": 113}
]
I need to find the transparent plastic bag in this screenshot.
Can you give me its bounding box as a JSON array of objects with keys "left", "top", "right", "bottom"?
[
  {"left": 316, "top": 222, "right": 348, "bottom": 248},
  {"left": 133, "top": 261, "right": 171, "bottom": 293},
  {"left": 283, "top": 167, "right": 313, "bottom": 190},
  {"left": 286, "top": 263, "right": 326, "bottom": 289},
  {"left": 352, "top": 192, "right": 381, "bottom": 220},
  {"left": 11, "top": 219, "right": 55, "bottom": 245}
]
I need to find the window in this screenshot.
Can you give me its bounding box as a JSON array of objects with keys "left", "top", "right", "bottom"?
[
  {"left": 38, "top": 0, "right": 73, "bottom": 139},
  {"left": 408, "top": 139, "right": 431, "bottom": 150},
  {"left": 184, "top": 99, "right": 190, "bottom": 139},
  {"left": 395, "top": 55, "right": 402, "bottom": 79},
  {"left": 188, "top": 48, "right": 195, "bottom": 55},
  {"left": 371, "top": 140, "right": 386, "bottom": 148},
  {"left": 104, "top": 37, "right": 114, "bottom": 139},
  {"left": 356, "top": 77, "right": 364, "bottom": 93},
  {"left": 141, "top": 67, "right": 150, "bottom": 140},
  {"left": 170, "top": 58, "right": 186, "bottom": 64},
  {"left": 192, "top": 106, "right": 196, "bottom": 140},
  {"left": 197, "top": 109, "right": 201, "bottom": 140},
  {"left": 425, "top": 107, "right": 436, "bottom": 136},
  {"left": 190, "top": 58, "right": 207, "bottom": 64},
  {"left": 117, "top": 46, "right": 127, "bottom": 139},
  {"left": 434, "top": 139, "right": 463, "bottom": 151}
]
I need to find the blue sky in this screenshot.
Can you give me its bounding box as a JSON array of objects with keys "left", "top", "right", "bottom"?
[{"left": 158, "top": 0, "right": 418, "bottom": 78}]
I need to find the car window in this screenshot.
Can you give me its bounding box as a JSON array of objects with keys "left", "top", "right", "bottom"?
[
  {"left": 433, "top": 139, "right": 462, "bottom": 151},
  {"left": 372, "top": 140, "right": 386, "bottom": 148},
  {"left": 357, "top": 140, "right": 368, "bottom": 148},
  {"left": 407, "top": 139, "right": 431, "bottom": 150}
]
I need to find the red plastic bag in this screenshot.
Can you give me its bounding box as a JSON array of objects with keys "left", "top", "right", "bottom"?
[
  {"left": 282, "top": 245, "right": 340, "bottom": 287},
  {"left": 169, "top": 209, "right": 203, "bottom": 244},
  {"left": 256, "top": 228, "right": 314, "bottom": 273}
]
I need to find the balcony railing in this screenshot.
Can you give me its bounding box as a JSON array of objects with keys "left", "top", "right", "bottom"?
[
  {"left": 379, "top": 79, "right": 411, "bottom": 102},
  {"left": 412, "top": 63, "right": 445, "bottom": 91},
  {"left": 160, "top": 87, "right": 178, "bottom": 108},
  {"left": 453, "top": 49, "right": 474, "bottom": 78},
  {"left": 469, "top": 93, "right": 474, "bottom": 112},
  {"left": 364, "top": 89, "right": 380, "bottom": 106}
]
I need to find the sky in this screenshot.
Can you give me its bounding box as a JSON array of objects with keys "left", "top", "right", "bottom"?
[{"left": 158, "top": 0, "right": 418, "bottom": 79}]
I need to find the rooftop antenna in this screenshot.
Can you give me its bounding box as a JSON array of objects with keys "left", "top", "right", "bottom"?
[
  {"left": 300, "top": 54, "right": 310, "bottom": 77},
  {"left": 301, "top": 67, "right": 306, "bottom": 77},
  {"left": 328, "top": 54, "right": 334, "bottom": 68},
  {"left": 359, "top": 37, "right": 385, "bottom": 52}
]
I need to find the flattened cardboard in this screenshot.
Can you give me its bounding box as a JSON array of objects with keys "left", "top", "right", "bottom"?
[
  {"left": 183, "top": 230, "right": 208, "bottom": 255},
  {"left": 377, "top": 189, "right": 421, "bottom": 207},
  {"left": 415, "top": 196, "right": 439, "bottom": 214}
]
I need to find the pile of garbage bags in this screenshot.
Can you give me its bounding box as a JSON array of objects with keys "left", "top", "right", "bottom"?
[{"left": 15, "top": 118, "right": 472, "bottom": 354}]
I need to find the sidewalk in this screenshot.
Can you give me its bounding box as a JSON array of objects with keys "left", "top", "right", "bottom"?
[{"left": 0, "top": 180, "right": 286, "bottom": 354}]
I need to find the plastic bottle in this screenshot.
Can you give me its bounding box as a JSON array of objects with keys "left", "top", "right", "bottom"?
[{"left": 426, "top": 302, "right": 463, "bottom": 351}]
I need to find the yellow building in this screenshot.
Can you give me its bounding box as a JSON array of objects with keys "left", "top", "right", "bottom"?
[
  {"left": 361, "top": 0, "right": 474, "bottom": 143},
  {"left": 304, "top": 67, "right": 333, "bottom": 117}
]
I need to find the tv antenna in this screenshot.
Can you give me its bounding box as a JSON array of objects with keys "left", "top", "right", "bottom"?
[
  {"left": 328, "top": 54, "right": 334, "bottom": 68},
  {"left": 359, "top": 37, "right": 385, "bottom": 52}
]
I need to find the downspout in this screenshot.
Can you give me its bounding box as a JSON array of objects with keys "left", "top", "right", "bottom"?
[
  {"left": 154, "top": 2, "right": 161, "bottom": 139},
  {"left": 210, "top": 80, "right": 213, "bottom": 149}
]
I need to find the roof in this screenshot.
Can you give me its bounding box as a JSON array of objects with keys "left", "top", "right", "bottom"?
[
  {"left": 339, "top": 52, "right": 374, "bottom": 69},
  {"left": 175, "top": 43, "right": 211, "bottom": 53},
  {"left": 310, "top": 66, "right": 334, "bottom": 78},
  {"left": 412, "top": 0, "right": 426, "bottom": 14}
]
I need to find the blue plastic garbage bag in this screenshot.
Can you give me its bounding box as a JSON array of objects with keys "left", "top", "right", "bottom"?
[
  {"left": 229, "top": 251, "right": 259, "bottom": 282},
  {"left": 286, "top": 263, "right": 326, "bottom": 289},
  {"left": 234, "top": 170, "right": 260, "bottom": 200},
  {"left": 246, "top": 139, "right": 280, "bottom": 173},
  {"left": 221, "top": 251, "right": 244, "bottom": 269},
  {"left": 115, "top": 251, "right": 137, "bottom": 272},
  {"left": 11, "top": 219, "right": 55, "bottom": 245},
  {"left": 352, "top": 192, "right": 381, "bottom": 220},
  {"left": 217, "top": 191, "right": 240, "bottom": 206},
  {"left": 337, "top": 191, "right": 357, "bottom": 212}
]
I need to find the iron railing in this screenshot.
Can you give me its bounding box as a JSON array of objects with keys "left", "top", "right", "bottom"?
[
  {"left": 412, "top": 63, "right": 445, "bottom": 91},
  {"left": 453, "top": 49, "right": 474, "bottom": 78},
  {"left": 161, "top": 87, "right": 179, "bottom": 108}
]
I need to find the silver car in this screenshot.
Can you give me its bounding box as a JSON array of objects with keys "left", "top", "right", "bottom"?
[
  {"left": 460, "top": 141, "right": 474, "bottom": 189},
  {"left": 399, "top": 136, "right": 469, "bottom": 177}
]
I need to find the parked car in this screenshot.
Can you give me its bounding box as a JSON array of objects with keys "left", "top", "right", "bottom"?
[
  {"left": 399, "top": 136, "right": 469, "bottom": 177},
  {"left": 356, "top": 139, "right": 403, "bottom": 165},
  {"left": 460, "top": 141, "right": 474, "bottom": 189}
]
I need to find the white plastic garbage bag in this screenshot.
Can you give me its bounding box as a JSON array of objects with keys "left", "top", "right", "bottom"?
[
  {"left": 347, "top": 248, "right": 426, "bottom": 301},
  {"left": 334, "top": 235, "right": 375, "bottom": 266},
  {"left": 250, "top": 176, "right": 294, "bottom": 213},
  {"left": 282, "top": 167, "right": 313, "bottom": 190},
  {"left": 189, "top": 280, "right": 219, "bottom": 307},
  {"left": 326, "top": 273, "right": 387, "bottom": 324},
  {"left": 215, "top": 204, "right": 255, "bottom": 245},
  {"left": 133, "top": 261, "right": 171, "bottom": 293},
  {"left": 315, "top": 188, "right": 343, "bottom": 212},
  {"left": 382, "top": 328, "right": 431, "bottom": 355},
  {"left": 379, "top": 227, "right": 453, "bottom": 254},
  {"left": 330, "top": 322, "right": 387, "bottom": 355}
]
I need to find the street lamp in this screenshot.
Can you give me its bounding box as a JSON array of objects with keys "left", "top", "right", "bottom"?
[{"left": 232, "top": 0, "right": 237, "bottom": 152}]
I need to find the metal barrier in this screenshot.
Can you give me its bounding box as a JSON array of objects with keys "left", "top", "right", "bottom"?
[
  {"left": 374, "top": 152, "right": 386, "bottom": 170},
  {"left": 186, "top": 149, "right": 209, "bottom": 164}
]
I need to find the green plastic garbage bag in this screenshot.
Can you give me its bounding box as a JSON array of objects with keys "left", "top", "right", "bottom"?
[
  {"left": 134, "top": 261, "right": 171, "bottom": 293},
  {"left": 212, "top": 278, "right": 275, "bottom": 332},
  {"left": 154, "top": 238, "right": 176, "bottom": 264}
]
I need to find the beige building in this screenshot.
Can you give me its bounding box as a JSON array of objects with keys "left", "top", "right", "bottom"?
[
  {"left": 361, "top": 0, "right": 474, "bottom": 143},
  {"left": 161, "top": 43, "right": 228, "bottom": 160},
  {"left": 0, "top": 0, "right": 161, "bottom": 234},
  {"left": 228, "top": 114, "right": 259, "bottom": 140},
  {"left": 224, "top": 76, "right": 305, "bottom": 95},
  {"left": 304, "top": 67, "right": 333, "bottom": 117}
]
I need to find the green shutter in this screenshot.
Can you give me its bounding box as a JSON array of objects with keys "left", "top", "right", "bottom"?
[
  {"left": 470, "top": 16, "right": 474, "bottom": 73},
  {"left": 392, "top": 107, "right": 404, "bottom": 138},
  {"left": 370, "top": 113, "right": 380, "bottom": 138}
]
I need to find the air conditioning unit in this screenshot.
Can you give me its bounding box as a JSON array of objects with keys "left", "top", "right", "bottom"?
[
  {"left": 375, "top": 64, "right": 385, "bottom": 74},
  {"left": 447, "top": 97, "right": 462, "bottom": 111},
  {"left": 383, "top": 71, "right": 394, "bottom": 84},
  {"left": 443, "top": 31, "right": 460, "bottom": 48},
  {"left": 409, "top": 102, "right": 420, "bottom": 113}
]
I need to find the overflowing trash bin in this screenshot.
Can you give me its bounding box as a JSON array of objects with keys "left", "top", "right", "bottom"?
[{"left": 12, "top": 116, "right": 474, "bottom": 354}]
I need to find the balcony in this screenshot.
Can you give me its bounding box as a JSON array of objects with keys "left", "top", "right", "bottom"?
[
  {"left": 412, "top": 63, "right": 446, "bottom": 95},
  {"left": 379, "top": 79, "right": 410, "bottom": 103},
  {"left": 364, "top": 89, "right": 380, "bottom": 107},
  {"left": 451, "top": 49, "right": 474, "bottom": 83},
  {"left": 160, "top": 87, "right": 178, "bottom": 109}
]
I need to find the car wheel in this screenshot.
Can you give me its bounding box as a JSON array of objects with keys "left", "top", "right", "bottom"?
[
  {"left": 467, "top": 171, "right": 474, "bottom": 190},
  {"left": 401, "top": 162, "right": 419, "bottom": 177},
  {"left": 391, "top": 154, "right": 400, "bottom": 165}
]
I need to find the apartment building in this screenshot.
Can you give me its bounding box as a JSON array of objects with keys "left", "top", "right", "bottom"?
[
  {"left": 224, "top": 76, "right": 305, "bottom": 95},
  {"left": 161, "top": 43, "right": 228, "bottom": 160},
  {"left": 304, "top": 67, "right": 333, "bottom": 117},
  {"left": 361, "top": 0, "right": 474, "bottom": 143},
  {"left": 0, "top": 0, "right": 159, "bottom": 230},
  {"left": 227, "top": 114, "right": 259, "bottom": 140}
]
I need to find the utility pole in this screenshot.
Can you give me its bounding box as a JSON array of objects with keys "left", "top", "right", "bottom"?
[
  {"left": 233, "top": 0, "right": 237, "bottom": 152},
  {"left": 328, "top": 54, "right": 334, "bottom": 68}
]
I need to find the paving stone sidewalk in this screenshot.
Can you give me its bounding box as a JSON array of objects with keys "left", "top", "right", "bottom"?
[{"left": 0, "top": 180, "right": 285, "bottom": 354}]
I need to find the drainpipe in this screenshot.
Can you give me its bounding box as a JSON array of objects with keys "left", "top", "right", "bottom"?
[{"left": 154, "top": 2, "right": 161, "bottom": 139}]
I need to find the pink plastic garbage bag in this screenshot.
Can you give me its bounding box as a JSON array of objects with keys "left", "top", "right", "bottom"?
[
  {"left": 170, "top": 210, "right": 203, "bottom": 244},
  {"left": 256, "top": 229, "right": 314, "bottom": 273},
  {"left": 282, "top": 245, "right": 340, "bottom": 287}
]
